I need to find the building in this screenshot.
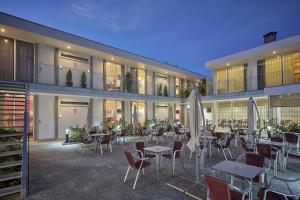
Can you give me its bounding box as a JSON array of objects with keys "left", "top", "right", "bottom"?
[
  {"left": 204, "top": 32, "right": 300, "bottom": 129},
  {"left": 0, "top": 12, "right": 206, "bottom": 140}
]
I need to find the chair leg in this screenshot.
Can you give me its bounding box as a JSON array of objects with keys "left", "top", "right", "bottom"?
[
  {"left": 100, "top": 144, "right": 103, "bottom": 155},
  {"left": 227, "top": 148, "right": 233, "bottom": 159},
  {"left": 110, "top": 144, "right": 112, "bottom": 153},
  {"left": 172, "top": 158, "right": 175, "bottom": 175},
  {"left": 133, "top": 169, "right": 141, "bottom": 189},
  {"left": 189, "top": 151, "right": 193, "bottom": 159},
  {"left": 124, "top": 166, "right": 130, "bottom": 183},
  {"left": 142, "top": 169, "right": 145, "bottom": 176},
  {"left": 221, "top": 147, "right": 227, "bottom": 160}
]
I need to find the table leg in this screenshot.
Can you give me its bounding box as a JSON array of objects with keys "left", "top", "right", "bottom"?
[
  {"left": 156, "top": 153, "right": 160, "bottom": 181},
  {"left": 249, "top": 180, "right": 253, "bottom": 200},
  {"left": 209, "top": 141, "right": 212, "bottom": 158}
]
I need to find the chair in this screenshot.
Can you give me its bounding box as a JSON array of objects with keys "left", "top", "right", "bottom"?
[
  {"left": 99, "top": 134, "right": 112, "bottom": 155},
  {"left": 153, "top": 128, "right": 164, "bottom": 144},
  {"left": 118, "top": 129, "right": 128, "bottom": 143},
  {"left": 80, "top": 133, "right": 95, "bottom": 154},
  {"left": 284, "top": 132, "right": 299, "bottom": 154},
  {"left": 258, "top": 176, "right": 300, "bottom": 200},
  {"left": 135, "top": 142, "right": 156, "bottom": 159},
  {"left": 203, "top": 175, "right": 249, "bottom": 200},
  {"left": 164, "top": 124, "right": 173, "bottom": 137},
  {"left": 256, "top": 144, "right": 279, "bottom": 176},
  {"left": 123, "top": 151, "right": 150, "bottom": 189},
  {"left": 162, "top": 141, "right": 185, "bottom": 175},
  {"left": 173, "top": 127, "right": 182, "bottom": 140},
  {"left": 213, "top": 136, "right": 233, "bottom": 160},
  {"left": 239, "top": 137, "right": 255, "bottom": 153}
]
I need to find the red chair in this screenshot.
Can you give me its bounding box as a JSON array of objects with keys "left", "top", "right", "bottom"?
[
  {"left": 173, "top": 127, "right": 183, "bottom": 140},
  {"left": 203, "top": 175, "right": 249, "bottom": 200},
  {"left": 153, "top": 128, "right": 164, "bottom": 144},
  {"left": 256, "top": 144, "right": 279, "bottom": 176},
  {"left": 162, "top": 141, "right": 185, "bottom": 175},
  {"left": 135, "top": 142, "right": 156, "bottom": 159},
  {"left": 123, "top": 151, "right": 150, "bottom": 189},
  {"left": 99, "top": 134, "right": 112, "bottom": 155}
]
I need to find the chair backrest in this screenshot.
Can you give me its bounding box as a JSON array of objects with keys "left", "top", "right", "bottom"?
[
  {"left": 256, "top": 144, "right": 272, "bottom": 159},
  {"left": 270, "top": 137, "right": 283, "bottom": 143},
  {"left": 239, "top": 137, "right": 248, "bottom": 151},
  {"left": 173, "top": 141, "right": 183, "bottom": 158},
  {"left": 174, "top": 127, "right": 180, "bottom": 135},
  {"left": 135, "top": 142, "right": 145, "bottom": 158},
  {"left": 203, "top": 175, "right": 231, "bottom": 200},
  {"left": 158, "top": 127, "right": 164, "bottom": 136},
  {"left": 102, "top": 134, "right": 111, "bottom": 143},
  {"left": 165, "top": 125, "right": 172, "bottom": 132},
  {"left": 110, "top": 131, "right": 117, "bottom": 141},
  {"left": 124, "top": 151, "right": 136, "bottom": 168},
  {"left": 284, "top": 132, "right": 298, "bottom": 144},
  {"left": 246, "top": 153, "right": 265, "bottom": 182},
  {"left": 121, "top": 129, "right": 128, "bottom": 136}
]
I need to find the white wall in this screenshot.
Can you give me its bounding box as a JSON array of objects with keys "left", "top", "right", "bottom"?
[
  {"left": 58, "top": 50, "right": 90, "bottom": 88},
  {"left": 38, "top": 44, "right": 55, "bottom": 84},
  {"left": 146, "top": 102, "right": 154, "bottom": 120},
  {"left": 37, "top": 95, "right": 55, "bottom": 140},
  {"left": 146, "top": 71, "right": 154, "bottom": 96},
  {"left": 93, "top": 57, "right": 103, "bottom": 90},
  {"left": 124, "top": 101, "right": 131, "bottom": 123},
  {"left": 58, "top": 97, "right": 89, "bottom": 138},
  {"left": 93, "top": 98, "right": 103, "bottom": 126},
  {"left": 169, "top": 76, "right": 175, "bottom": 97},
  {"left": 247, "top": 59, "right": 258, "bottom": 91}
]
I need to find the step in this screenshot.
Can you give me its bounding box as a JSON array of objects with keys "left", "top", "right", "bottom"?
[
  {"left": 0, "top": 133, "right": 23, "bottom": 138},
  {"left": 0, "top": 92, "right": 26, "bottom": 96},
  {"left": 0, "top": 185, "right": 21, "bottom": 198},
  {"left": 0, "top": 172, "right": 21, "bottom": 182},
  {"left": 0, "top": 126, "right": 25, "bottom": 129},
  {"left": 0, "top": 87, "right": 26, "bottom": 93},
  {"left": 0, "top": 96, "right": 26, "bottom": 100},
  {"left": 0, "top": 160, "right": 22, "bottom": 169},
  {"left": 0, "top": 104, "right": 26, "bottom": 107},
  {"left": 0, "top": 119, "right": 25, "bottom": 122},
  {"left": 0, "top": 151, "right": 22, "bottom": 157},
  {"left": 0, "top": 141, "right": 22, "bottom": 146},
  {"left": 0, "top": 100, "right": 26, "bottom": 103}
]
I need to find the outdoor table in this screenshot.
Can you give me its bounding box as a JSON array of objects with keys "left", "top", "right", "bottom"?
[
  {"left": 212, "top": 160, "right": 264, "bottom": 200},
  {"left": 143, "top": 146, "right": 172, "bottom": 181},
  {"left": 147, "top": 129, "right": 158, "bottom": 141},
  {"left": 259, "top": 140, "right": 288, "bottom": 170},
  {"left": 199, "top": 135, "right": 217, "bottom": 158}
]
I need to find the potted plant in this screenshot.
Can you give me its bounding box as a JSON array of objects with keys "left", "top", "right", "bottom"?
[
  {"left": 66, "top": 69, "right": 73, "bottom": 87},
  {"left": 158, "top": 83, "right": 163, "bottom": 96},
  {"left": 81, "top": 72, "right": 87, "bottom": 88},
  {"left": 163, "top": 85, "right": 168, "bottom": 97},
  {"left": 124, "top": 72, "right": 133, "bottom": 92}
]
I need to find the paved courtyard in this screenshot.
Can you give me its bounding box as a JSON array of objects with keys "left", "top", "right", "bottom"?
[{"left": 23, "top": 137, "right": 300, "bottom": 200}]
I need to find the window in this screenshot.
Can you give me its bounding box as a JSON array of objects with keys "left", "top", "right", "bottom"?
[
  {"left": 131, "top": 101, "right": 145, "bottom": 125},
  {"left": 258, "top": 56, "right": 282, "bottom": 88},
  {"left": 283, "top": 52, "right": 300, "bottom": 85},
  {"left": 228, "top": 65, "right": 245, "bottom": 93},
  {"left": 137, "top": 69, "right": 146, "bottom": 94},
  {"left": 105, "top": 62, "right": 122, "bottom": 91},
  {"left": 155, "top": 74, "right": 168, "bottom": 96},
  {"left": 16, "top": 40, "right": 34, "bottom": 82},
  {"left": 155, "top": 103, "right": 168, "bottom": 121},
  {"left": 216, "top": 68, "right": 226, "bottom": 94},
  {"left": 105, "top": 100, "right": 122, "bottom": 124},
  {"left": 175, "top": 78, "right": 181, "bottom": 98}
]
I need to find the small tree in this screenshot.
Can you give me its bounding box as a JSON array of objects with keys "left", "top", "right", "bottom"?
[
  {"left": 81, "top": 72, "right": 87, "bottom": 88},
  {"left": 163, "top": 85, "right": 168, "bottom": 97},
  {"left": 124, "top": 72, "right": 133, "bottom": 92},
  {"left": 158, "top": 83, "right": 163, "bottom": 96},
  {"left": 66, "top": 69, "right": 73, "bottom": 86}
]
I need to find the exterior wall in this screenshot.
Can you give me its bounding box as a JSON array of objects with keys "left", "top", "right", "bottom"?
[
  {"left": 169, "top": 76, "right": 175, "bottom": 97},
  {"left": 92, "top": 98, "right": 103, "bottom": 126},
  {"left": 124, "top": 100, "right": 131, "bottom": 123},
  {"left": 38, "top": 44, "right": 55, "bottom": 84},
  {"left": 58, "top": 50, "right": 90, "bottom": 88},
  {"left": 146, "top": 102, "right": 154, "bottom": 120},
  {"left": 37, "top": 95, "right": 55, "bottom": 140},
  {"left": 247, "top": 59, "right": 258, "bottom": 91},
  {"left": 146, "top": 71, "right": 154, "bottom": 96},
  {"left": 57, "top": 96, "right": 89, "bottom": 138},
  {"left": 93, "top": 57, "right": 104, "bottom": 90}
]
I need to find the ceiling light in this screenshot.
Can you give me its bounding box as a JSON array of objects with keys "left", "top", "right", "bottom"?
[
  {"left": 226, "top": 63, "right": 230, "bottom": 66},
  {"left": 67, "top": 45, "right": 71, "bottom": 49},
  {"left": 4, "top": 39, "right": 8, "bottom": 43},
  {"left": 272, "top": 51, "right": 276, "bottom": 55},
  {"left": 1, "top": 29, "right": 5, "bottom": 33},
  {"left": 165, "top": 71, "right": 168, "bottom": 74},
  {"left": 87, "top": 69, "right": 90, "bottom": 73},
  {"left": 111, "top": 57, "right": 114, "bottom": 60}
]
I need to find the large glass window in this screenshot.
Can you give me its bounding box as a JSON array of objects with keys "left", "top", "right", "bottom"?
[
  {"left": 155, "top": 74, "right": 168, "bottom": 96},
  {"left": 131, "top": 101, "right": 145, "bottom": 125},
  {"left": 228, "top": 65, "right": 245, "bottom": 93},
  {"left": 105, "top": 100, "right": 122, "bottom": 124},
  {"left": 175, "top": 78, "right": 181, "bottom": 98},
  {"left": 216, "top": 68, "right": 226, "bottom": 94},
  {"left": 105, "top": 62, "right": 122, "bottom": 91},
  {"left": 264, "top": 56, "right": 282, "bottom": 87},
  {"left": 175, "top": 104, "right": 181, "bottom": 121},
  {"left": 137, "top": 69, "right": 146, "bottom": 94},
  {"left": 283, "top": 52, "right": 300, "bottom": 85},
  {"left": 16, "top": 40, "right": 34, "bottom": 82},
  {"left": 155, "top": 103, "right": 168, "bottom": 122}
]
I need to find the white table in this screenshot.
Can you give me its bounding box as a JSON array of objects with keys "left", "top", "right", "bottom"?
[{"left": 143, "top": 146, "right": 172, "bottom": 181}]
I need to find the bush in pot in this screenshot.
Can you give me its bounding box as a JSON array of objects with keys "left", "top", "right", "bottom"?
[
  {"left": 66, "top": 70, "right": 73, "bottom": 87},
  {"left": 81, "top": 72, "right": 87, "bottom": 88},
  {"left": 124, "top": 72, "right": 133, "bottom": 92}
]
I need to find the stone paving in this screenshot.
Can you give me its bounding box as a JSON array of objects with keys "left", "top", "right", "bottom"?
[{"left": 24, "top": 137, "right": 300, "bottom": 200}]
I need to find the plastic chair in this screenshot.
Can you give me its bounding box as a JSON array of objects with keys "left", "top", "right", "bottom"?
[
  {"left": 135, "top": 141, "right": 156, "bottom": 159},
  {"left": 256, "top": 143, "right": 279, "bottom": 176},
  {"left": 162, "top": 141, "right": 185, "bottom": 175},
  {"left": 213, "top": 136, "right": 233, "bottom": 160},
  {"left": 99, "top": 134, "right": 112, "bottom": 155}
]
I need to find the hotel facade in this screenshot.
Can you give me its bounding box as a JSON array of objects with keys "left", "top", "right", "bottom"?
[
  {"left": 0, "top": 13, "right": 206, "bottom": 140},
  {"left": 204, "top": 32, "right": 300, "bottom": 129}
]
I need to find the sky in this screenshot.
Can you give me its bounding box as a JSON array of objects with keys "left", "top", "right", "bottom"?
[{"left": 1, "top": 0, "right": 300, "bottom": 76}]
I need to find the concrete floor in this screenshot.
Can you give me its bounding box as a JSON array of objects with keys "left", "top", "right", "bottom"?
[{"left": 24, "top": 137, "right": 300, "bottom": 200}]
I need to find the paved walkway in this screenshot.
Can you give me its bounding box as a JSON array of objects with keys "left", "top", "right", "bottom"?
[{"left": 25, "top": 137, "right": 300, "bottom": 200}]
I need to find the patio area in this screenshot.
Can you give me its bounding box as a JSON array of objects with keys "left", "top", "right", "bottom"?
[{"left": 24, "top": 136, "right": 300, "bottom": 200}]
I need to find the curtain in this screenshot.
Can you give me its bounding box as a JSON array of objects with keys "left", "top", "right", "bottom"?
[
  {"left": 228, "top": 65, "right": 245, "bottom": 93},
  {"left": 216, "top": 68, "right": 226, "bottom": 94},
  {"left": 265, "top": 56, "right": 282, "bottom": 87},
  {"left": 283, "top": 52, "right": 300, "bottom": 85}
]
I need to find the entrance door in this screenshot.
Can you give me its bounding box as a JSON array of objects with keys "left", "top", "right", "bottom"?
[{"left": 38, "top": 96, "right": 55, "bottom": 140}]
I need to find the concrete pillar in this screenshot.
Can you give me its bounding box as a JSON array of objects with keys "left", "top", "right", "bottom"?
[
  {"left": 124, "top": 101, "right": 131, "bottom": 124},
  {"left": 54, "top": 96, "right": 58, "bottom": 139},
  {"left": 34, "top": 43, "right": 38, "bottom": 84},
  {"left": 90, "top": 56, "right": 93, "bottom": 89},
  {"left": 54, "top": 48, "right": 59, "bottom": 85}
]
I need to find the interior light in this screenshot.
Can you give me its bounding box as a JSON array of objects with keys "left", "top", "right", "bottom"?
[
  {"left": 1, "top": 29, "right": 5, "bottom": 33},
  {"left": 226, "top": 63, "right": 230, "bottom": 66},
  {"left": 4, "top": 39, "right": 8, "bottom": 43},
  {"left": 67, "top": 45, "right": 71, "bottom": 49},
  {"left": 87, "top": 69, "right": 90, "bottom": 73},
  {"left": 187, "top": 105, "right": 190, "bottom": 109},
  {"left": 111, "top": 57, "right": 114, "bottom": 60},
  {"left": 165, "top": 71, "right": 168, "bottom": 74},
  {"left": 272, "top": 51, "right": 276, "bottom": 55},
  {"left": 59, "top": 65, "right": 63, "bottom": 69}
]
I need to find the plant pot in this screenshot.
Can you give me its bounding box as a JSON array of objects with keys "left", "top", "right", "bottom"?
[
  {"left": 66, "top": 81, "right": 73, "bottom": 87},
  {"left": 81, "top": 83, "right": 87, "bottom": 88}
]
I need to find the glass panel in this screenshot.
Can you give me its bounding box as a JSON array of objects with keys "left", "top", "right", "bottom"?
[
  {"left": 216, "top": 68, "right": 226, "bottom": 94},
  {"left": 283, "top": 52, "right": 300, "bottom": 85},
  {"left": 175, "top": 104, "right": 181, "bottom": 120},
  {"left": 155, "top": 103, "right": 168, "bottom": 122},
  {"left": 228, "top": 65, "right": 244, "bottom": 93},
  {"left": 105, "top": 62, "right": 122, "bottom": 91},
  {"left": 175, "top": 78, "right": 181, "bottom": 98},
  {"left": 155, "top": 74, "right": 168, "bottom": 96},
  {"left": 137, "top": 69, "right": 146, "bottom": 94},
  {"left": 131, "top": 101, "right": 145, "bottom": 125},
  {"left": 265, "top": 56, "right": 282, "bottom": 87},
  {"left": 105, "top": 100, "right": 122, "bottom": 124}
]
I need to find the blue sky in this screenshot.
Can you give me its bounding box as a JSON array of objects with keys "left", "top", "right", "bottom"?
[{"left": 1, "top": 0, "right": 300, "bottom": 75}]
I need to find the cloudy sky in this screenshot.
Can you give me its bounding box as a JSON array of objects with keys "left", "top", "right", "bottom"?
[{"left": 1, "top": 0, "right": 300, "bottom": 75}]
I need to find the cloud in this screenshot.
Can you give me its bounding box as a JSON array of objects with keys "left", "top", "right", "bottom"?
[{"left": 69, "top": 0, "right": 161, "bottom": 32}]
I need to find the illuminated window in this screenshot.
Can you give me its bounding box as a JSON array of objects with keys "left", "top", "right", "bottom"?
[
  {"left": 228, "top": 65, "right": 245, "bottom": 93},
  {"left": 283, "top": 52, "right": 300, "bottom": 85},
  {"left": 155, "top": 74, "right": 168, "bottom": 96},
  {"left": 105, "top": 62, "right": 122, "bottom": 91},
  {"left": 155, "top": 103, "right": 168, "bottom": 121},
  {"left": 175, "top": 78, "right": 181, "bottom": 98},
  {"left": 105, "top": 100, "right": 122, "bottom": 124},
  {"left": 131, "top": 101, "right": 145, "bottom": 125},
  {"left": 216, "top": 68, "right": 226, "bottom": 94},
  {"left": 137, "top": 69, "right": 146, "bottom": 94}
]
